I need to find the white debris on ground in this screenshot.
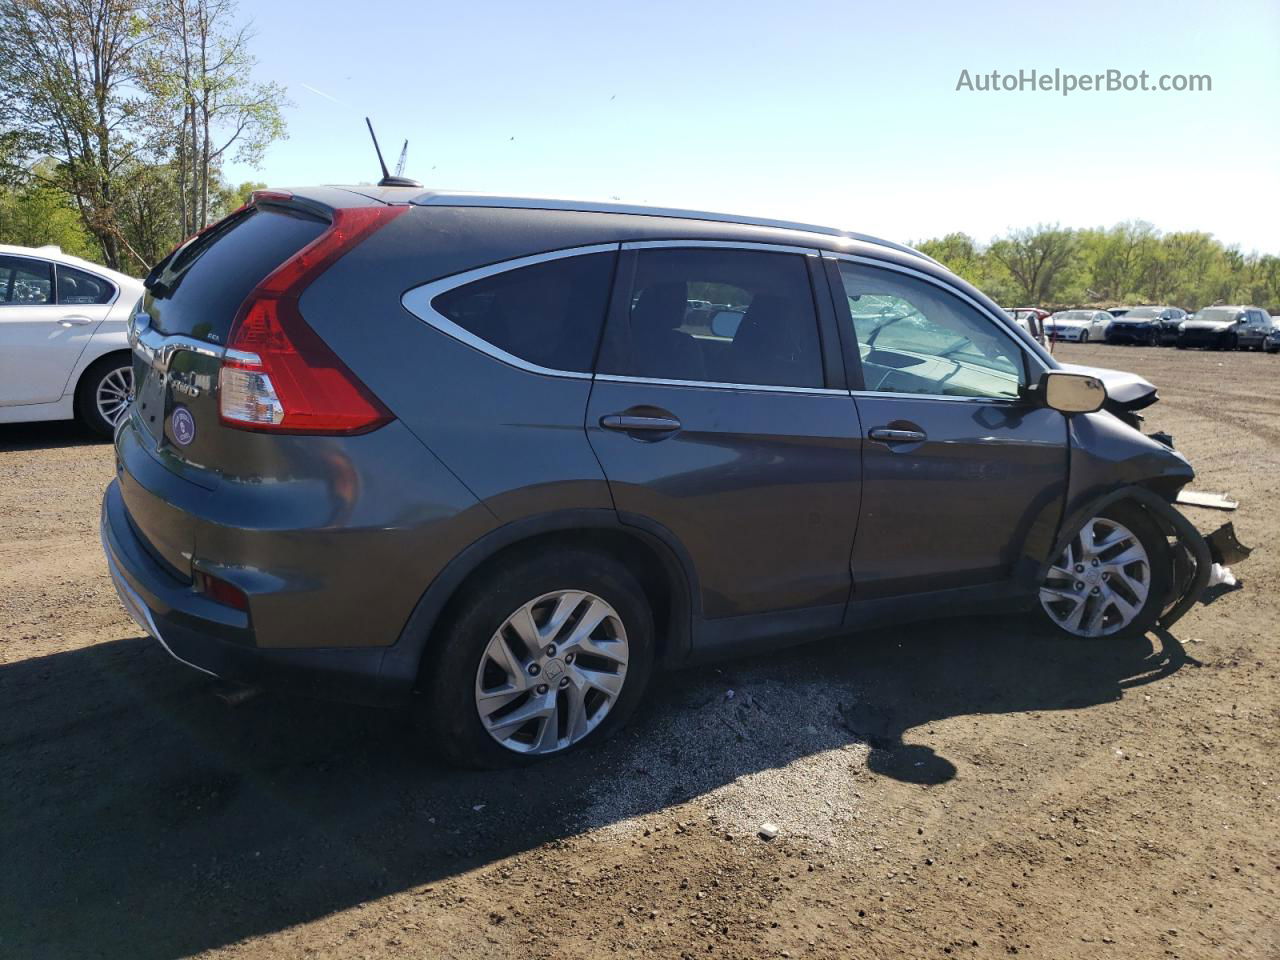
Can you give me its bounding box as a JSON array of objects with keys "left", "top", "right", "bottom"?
[
  {"left": 578, "top": 670, "right": 872, "bottom": 850},
  {"left": 1207, "top": 563, "right": 1237, "bottom": 587}
]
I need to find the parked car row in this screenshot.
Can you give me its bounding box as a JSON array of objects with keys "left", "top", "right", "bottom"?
[{"left": 1001, "top": 302, "right": 1278, "bottom": 353}]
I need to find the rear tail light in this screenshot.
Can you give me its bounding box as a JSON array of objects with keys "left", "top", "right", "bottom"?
[{"left": 218, "top": 204, "right": 406, "bottom": 434}]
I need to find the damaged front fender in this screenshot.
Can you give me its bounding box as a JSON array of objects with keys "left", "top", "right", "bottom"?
[{"left": 1035, "top": 485, "right": 1214, "bottom": 630}]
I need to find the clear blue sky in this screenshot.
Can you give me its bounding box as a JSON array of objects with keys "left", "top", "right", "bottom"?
[{"left": 223, "top": 0, "right": 1280, "bottom": 252}]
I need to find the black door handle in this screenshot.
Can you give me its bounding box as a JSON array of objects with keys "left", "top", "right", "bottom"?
[
  {"left": 868, "top": 426, "right": 926, "bottom": 444},
  {"left": 601, "top": 414, "right": 682, "bottom": 432}
]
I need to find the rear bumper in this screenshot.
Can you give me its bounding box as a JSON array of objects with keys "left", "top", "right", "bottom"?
[
  {"left": 101, "top": 481, "right": 414, "bottom": 705},
  {"left": 1177, "top": 329, "right": 1232, "bottom": 348}
]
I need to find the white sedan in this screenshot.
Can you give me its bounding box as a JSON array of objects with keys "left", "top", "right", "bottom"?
[
  {"left": 1045, "top": 309, "right": 1112, "bottom": 344},
  {"left": 0, "top": 245, "right": 144, "bottom": 437}
]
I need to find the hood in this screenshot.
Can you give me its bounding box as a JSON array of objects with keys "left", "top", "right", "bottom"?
[
  {"left": 1046, "top": 317, "right": 1089, "bottom": 327},
  {"left": 1182, "top": 318, "right": 1236, "bottom": 331},
  {"left": 1058, "top": 362, "right": 1159, "bottom": 416},
  {"left": 1111, "top": 316, "right": 1158, "bottom": 325}
]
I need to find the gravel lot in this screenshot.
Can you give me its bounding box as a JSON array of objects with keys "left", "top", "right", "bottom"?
[{"left": 1, "top": 343, "right": 1277, "bottom": 959}]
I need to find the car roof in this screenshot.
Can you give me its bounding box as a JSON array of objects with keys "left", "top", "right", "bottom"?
[
  {"left": 0, "top": 243, "right": 141, "bottom": 287},
  {"left": 325, "top": 185, "right": 942, "bottom": 268}
]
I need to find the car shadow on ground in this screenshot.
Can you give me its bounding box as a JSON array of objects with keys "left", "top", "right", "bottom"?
[
  {"left": 0, "top": 420, "right": 106, "bottom": 452},
  {"left": 0, "top": 616, "right": 1196, "bottom": 958}
]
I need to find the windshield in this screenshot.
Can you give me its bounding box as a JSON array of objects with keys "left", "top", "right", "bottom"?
[
  {"left": 1193, "top": 307, "right": 1242, "bottom": 323},
  {"left": 1124, "top": 307, "right": 1164, "bottom": 318},
  {"left": 1051, "top": 311, "right": 1094, "bottom": 321}
]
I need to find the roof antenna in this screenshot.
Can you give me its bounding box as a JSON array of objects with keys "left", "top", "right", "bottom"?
[{"left": 365, "top": 117, "right": 421, "bottom": 188}]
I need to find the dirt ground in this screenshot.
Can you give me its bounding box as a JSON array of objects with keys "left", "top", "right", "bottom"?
[{"left": 1, "top": 342, "right": 1277, "bottom": 960}]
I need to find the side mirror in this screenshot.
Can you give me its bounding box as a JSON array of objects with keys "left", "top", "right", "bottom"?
[{"left": 1040, "top": 371, "right": 1106, "bottom": 414}]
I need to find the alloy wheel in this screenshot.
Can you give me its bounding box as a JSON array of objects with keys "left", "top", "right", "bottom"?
[
  {"left": 1039, "top": 516, "right": 1151, "bottom": 638},
  {"left": 474, "top": 590, "right": 629, "bottom": 755},
  {"left": 96, "top": 365, "right": 134, "bottom": 427}
]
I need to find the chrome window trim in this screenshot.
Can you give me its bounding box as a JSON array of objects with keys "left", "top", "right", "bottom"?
[
  {"left": 848, "top": 389, "right": 1023, "bottom": 405},
  {"left": 595, "top": 373, "right": 847, "bottom": 397},
  {"left": 621, "top": 239, "right": 820, "bottom": 257},
  {"left": 400, "top": 243, "right": 622, "bottom": 381},
  {"left": 821, "top": 251, "right": 1050, "bottom": 396}
]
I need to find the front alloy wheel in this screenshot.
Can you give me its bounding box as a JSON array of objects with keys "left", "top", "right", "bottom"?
[
  {"left": 475, "top": 590, "right": 629, "bottom": 755},
  {"left": 1039, "top": 516, "right": 1152, "bottom": 638}
]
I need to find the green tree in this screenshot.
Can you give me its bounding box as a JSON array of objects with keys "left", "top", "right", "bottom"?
[
  {"left": 0, "top": 0, "right": 151, "bottom": 268},
  {"left": 0, "top": 177, "right": 97, "bottom": 258},
  {"left": 144, "top": 0, "right": 287, "bottom": 234},
  {"left": 987, "top": 225, "right": 1078, "bottom": 305}
]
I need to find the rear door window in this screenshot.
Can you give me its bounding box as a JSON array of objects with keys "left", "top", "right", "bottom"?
[
  {"left": 430, "top": 252, "right": 616, "bottom": 373},
  {"left": 605, "top": 247, "right": 824, "bottom": 389},
  {"left": 0, "top": 256, "right": 53, "bottom": 304},
  {"left": 144, "top": 205, "right": 327, "bottom": 344},
  {"left": 56, "top": 265, "right": 116, "bottom": 304}
]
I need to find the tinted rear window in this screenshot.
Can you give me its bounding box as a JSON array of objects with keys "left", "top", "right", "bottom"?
[
  {"left": 430, "top": 252, "right": 616, "bottom": 373},
  {"left": 145, "top": 206, "right": 326, "bottom": 343}
]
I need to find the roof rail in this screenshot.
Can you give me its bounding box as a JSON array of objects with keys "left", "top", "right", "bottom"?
[{"left": 409, "top": 191, "right": 941, "bottom": 266}]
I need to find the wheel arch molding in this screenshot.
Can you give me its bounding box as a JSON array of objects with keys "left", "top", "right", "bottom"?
[{"left": 378, "top": 509, "right": 700, "bottom": 694}]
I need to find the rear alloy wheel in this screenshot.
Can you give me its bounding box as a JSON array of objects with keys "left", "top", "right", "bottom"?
[
  {"left": 474, "top": 590, "right": 630, "bottom": 755},
  {"left": 75, "top": 355, "right": 134, "bottom": 438},
  {"left": 419, "top": 549, "right": 654, "bottom": 767},
  {"left": 1038, "top": 508, "right": 1168, "bottom": 639}
]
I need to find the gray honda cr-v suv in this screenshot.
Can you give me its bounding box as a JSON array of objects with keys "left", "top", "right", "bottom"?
[{"left": 102, "top": 186, "right": 1210, "bottom": 766}]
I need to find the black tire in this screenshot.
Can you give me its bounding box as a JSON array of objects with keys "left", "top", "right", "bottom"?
[
  {"left": 1223, "top": 332, "right": 1238, "bottom": 351},
  {"left": 1175, "top": 341, "right": 1187, "bottom": 350},
  {"left": 416, "top": 547, "right": 656, "bottom": 768},
  {"left": 1079, "top": 331, "right": 1089, "bottom": 343},
  {"left": 74, "top": 353, "right": 133, "bottom": 439},
  {"left": 1035, "top": 502, "right": 1171, "bottom": 642}
]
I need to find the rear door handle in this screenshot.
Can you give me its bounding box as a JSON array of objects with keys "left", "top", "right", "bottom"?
[
  {"left": 868, "top": 427, "right": 926, "bottom": 444},
  {"left": 59, "top": 315, "right": 94, "bottom": 327},
  {"left": 601, "top": 414, "right": 682, "bottom": 432}
]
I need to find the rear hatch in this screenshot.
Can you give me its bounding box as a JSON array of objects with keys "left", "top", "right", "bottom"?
[
  {"left": 123, "top": 192, "right": 401, "bottom": 575},
  {"left": 131, "top": 198, "right": 331, "bottom": 480}
]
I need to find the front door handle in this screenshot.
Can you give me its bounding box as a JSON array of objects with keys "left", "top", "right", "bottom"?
[
  {"left": 868, "top": 426, "right": 926, "bottom": 444},
  {"left": 58, "top": 315, "right": 94, "bottom": 326},
  {"left": 601, "top": 413, "right": 682, "bottom": 433}
]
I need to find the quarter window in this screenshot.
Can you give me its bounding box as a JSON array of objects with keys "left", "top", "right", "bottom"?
[
  {"left": 430, "top": 252, "right": 616, "bottom": 373},
  {"left": 56, "top": 264, "right": 116, "bottom": 305},
  {"left": 0, "top": 256, "right": 53, "bottom": 305},
  {"left": 837, "top": 261, "right": 1025, "bottom": 400},
  {"left": 609, "top": 247, "right": 824, "bottom": 389}
]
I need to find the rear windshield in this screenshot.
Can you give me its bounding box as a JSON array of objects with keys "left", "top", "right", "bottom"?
[{"left": 144, "top": 205, "right": 327, "bottom": 344}]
